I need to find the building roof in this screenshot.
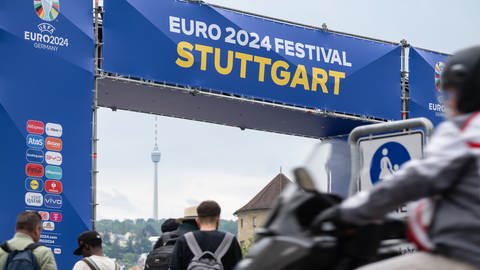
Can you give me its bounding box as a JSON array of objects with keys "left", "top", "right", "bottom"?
[{"left": 234, "top": 173, "right": 291, "bottom": 215}]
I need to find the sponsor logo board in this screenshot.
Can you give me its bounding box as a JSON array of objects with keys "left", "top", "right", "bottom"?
[
  {"left": 26, "top": 134, "right": 44, "bottom": 149},
  {"left": 42, "top": 221, "right": 55, "bottom": 231},
  {"left": 45, "top": 180, "right": 62, "bottom": 194},
  {"left": 25, "top": 192, "right": 43, "bottom": 207},
  {"left": 44, "top": 194, "right": 62, "bottom": 208},
  {"left": 46, "top": 123, "right": 62, "bottom": 137},
  {"left": 45, "top": 137, "right": 62, "bottom": 151},
  {"left": 26, "top": 163, "right": 44, "bottom": 177},
  {"left": 45, "top": 165, "right": 62, "bottom": 180},
  {"left": 26, "top": 149, "right": 44, "bottom": 163},
  {"left": 25, "top": 178, "right": 44, "bottom": 192},
  {"left": 45, "top": 151, "right": 62, "bottom": 165},
  {"left": 26, "top": 120, "right": 45, "bottom": 134},
  {"left": 50, "top": 212, "right": 62, "bottom": 222}
]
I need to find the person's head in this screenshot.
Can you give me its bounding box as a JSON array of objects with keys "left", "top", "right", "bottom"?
[
  {"left": 73, "top": 231, "right": 103, "bottom": 257},
  {"left": 15, "top": 211, "right": 42, "bottom": 242},
  {"left": 441, "top": 45, "right": 480, "bottom": 117},
  {"left": 196, "top": 200, "right": 221, "bottom": 230},
  {"left": 161, "top": 218, "right": 180, "bottom": 233}
]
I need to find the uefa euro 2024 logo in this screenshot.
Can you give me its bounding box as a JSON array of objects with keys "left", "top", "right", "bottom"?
[{"left": 34, "top": 0, "right": 60, "bottom": 22}]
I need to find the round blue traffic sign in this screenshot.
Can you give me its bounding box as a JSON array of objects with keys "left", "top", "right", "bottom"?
[{"left": 370, "top": 142, "right": 411, "bottom": 184}]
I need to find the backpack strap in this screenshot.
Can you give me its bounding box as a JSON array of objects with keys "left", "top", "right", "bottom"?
[
  {"left": 0, "top": 242, "right": 11, "bottom": 253},
  {"left": 214, "top": 233, "right": 234, "bottom": 260},
  {"left": 184, "top": 232, "right": 203, "bottom": 258},
  {"left": 24, "top": 243, "right": 42, "bottom": 251},
  {"left": 82, "top": 257, "right": 101, "bottom": 270}
]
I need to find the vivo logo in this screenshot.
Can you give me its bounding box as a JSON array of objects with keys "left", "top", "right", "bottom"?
[
  {"left": 44, "top": 194, "right": 62, "bottom": 209},
  {"left": 25, "top": 192, "right": 43, "bottom": 207},
  {"left": 45, "top": 151, "right": 62, "bottom": 165},
  {"left": 26, "top": 135, "right": 44, "bottom": 149},
  {"left": 45, "top": 165, "right": 62, "bottom": 180},
  {"left": 26, "top": 149, "right": 44, "bottom": 163},
  {"left": 46, "top": 123, "right": 62, "bottom": 137}
]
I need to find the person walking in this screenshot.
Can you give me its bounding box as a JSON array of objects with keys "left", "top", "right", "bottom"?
[{"left": 72, "top": 231, "right": 119, "bottom": 270}]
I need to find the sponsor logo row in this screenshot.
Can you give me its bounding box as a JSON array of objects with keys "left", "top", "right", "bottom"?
[
  {"left": 25, "top": 192, "right": 62, "bottom": 208},
  {"left": 26, "top": 163, "right": 62, "bottom": 179},
  {"left": 26, "top": 178, "right": 62, "bottom": 194},
  {"left": 27, "top": 135, "right": 62, "bottom": 151},
  {"left": 26, "top": 149, "right": 63, "bottom": 165},
  {"left": 27, "top": 120, "right": 62, "bottom": 137}
]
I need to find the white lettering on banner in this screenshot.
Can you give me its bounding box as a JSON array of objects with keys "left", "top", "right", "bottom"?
[{"left": 168, "top": 16, "right": 353, "bottom": 68}]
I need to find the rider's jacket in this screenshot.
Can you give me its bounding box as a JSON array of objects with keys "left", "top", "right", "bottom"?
[{"left": 341, "top": 112, "right": 480, "bottom": 267}]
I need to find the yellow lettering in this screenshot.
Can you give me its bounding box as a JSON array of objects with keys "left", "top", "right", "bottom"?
[
  {"left": 329, "top": 70, "right": 346, "bottom": 95},
  {"left": 235, "top": 52, "right": 254, "bottom": 79},
  {"left": 175, "top": 41, "right": 194, "bottom": 68},
  {"left": 271, "top": 60, "right": 290, "bottom": 86},
  {"left": 253, "top": 56, "right": 272, "bottom": 82},
  {"left": 214, "top": 48, "right": 234, "bottom": 75},
  {"left": 290, "top": 64, "right": 310, "bottom": 90},
  {"left": 195, "top": 44, "right": 214, "bottom": 71},
  {"left": 311, "top": 67, "right": 328, "bottom": 93}
]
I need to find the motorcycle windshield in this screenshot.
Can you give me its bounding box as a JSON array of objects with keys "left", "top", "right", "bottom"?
[{"left": 304, "top": 139, "right": 351, "bottom": 198}]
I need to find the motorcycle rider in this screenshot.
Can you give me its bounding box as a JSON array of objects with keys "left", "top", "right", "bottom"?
[{"left": 315, "top": 45, "right": 480, "bottom": 270}]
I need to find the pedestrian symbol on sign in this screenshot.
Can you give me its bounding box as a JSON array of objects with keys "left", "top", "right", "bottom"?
[{"left": 370, "top": 142, "right": 411, "bottom": 184}]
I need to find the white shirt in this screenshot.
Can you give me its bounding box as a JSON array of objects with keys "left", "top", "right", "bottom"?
[{"left": 72, "top": 255, "right": 117, "bottom": 270}]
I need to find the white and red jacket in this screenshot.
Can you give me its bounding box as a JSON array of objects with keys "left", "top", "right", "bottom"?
[{"left": 340, "top": 112, "right": 480, "bottom": 267}]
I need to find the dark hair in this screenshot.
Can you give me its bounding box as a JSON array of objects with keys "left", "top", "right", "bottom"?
[
  {"left": 197, "top": 200, "right": 221, "bottom": 218},
  {"left": 161, "top": 218, "right": 180, "bottom": 233},
  {"left": 16, "top": 211, "right": 42, "bottom": 232}
]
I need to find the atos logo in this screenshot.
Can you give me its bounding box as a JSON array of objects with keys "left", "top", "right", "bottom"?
[
  {"left": 25, "top": 178, "right": 44, "bottom": 192},
  {"left": 44, "top": 194, "right": 62, "bottom": 209},
  {"left": 25, "top": 192, "right": 43, "bottom": 207},
  {"left": 38, "top": 211, "right": 50, "bottom": 221},
  {"left": 45, "top": 151, "right": 62, "bottom": 165},
  {"left": 26, "top": 135, "right": 44, "bottom": 149},
  {"left": 45, "top": 165, "right": 62, "bottom": 180},
  {"left": 26, "top": 163, "right": 44, "bottom": 177},
  {"left": 50, "top": 212, "right": 62, "bottom": 222},
  {"left": 38, "top": 23, "right": 55, "bottom": 34},
  {"left": 26, "top": 149, "right": 44, "bottom": 163},
  {"left": 45, "top": 180, "right": 62, "bottom": 194},
  {"left": 27, "top": 120, "right": 45, "bottom": 134},
  {"left": 45, "top": 137, "right": 62, "bottom": 151},
  {"left": 46, "top": 123, "right": 62, "bottom": 137},
  {"left": 42, "top": 221, "right": 55, "bottom": 231}
]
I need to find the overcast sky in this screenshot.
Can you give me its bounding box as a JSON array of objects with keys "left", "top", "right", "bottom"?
[{"left": 96, "top": 0, "right": 480, "bottom": 221}]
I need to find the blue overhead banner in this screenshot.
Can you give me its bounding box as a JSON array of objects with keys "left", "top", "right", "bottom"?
[
  {"left": 103, "top": 0, "right": 402, "bottom": 120},
  {"left": 0, "top": 0, "right": 93, "bottom": 268},
  {"left": 409, "top": 48, "right": 449, "bottom": 125}
]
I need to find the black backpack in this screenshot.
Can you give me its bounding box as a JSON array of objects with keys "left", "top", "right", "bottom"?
[
  {"left": 145, "top": 231, "right": 178, "bottom": 270},
  {"left": 0, "top": 242, "right": 41, "bottom": 270}
]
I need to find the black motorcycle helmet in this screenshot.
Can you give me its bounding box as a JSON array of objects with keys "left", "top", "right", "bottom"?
[{"left": 441, "top": 45, "right": 480, "bottom": 113}]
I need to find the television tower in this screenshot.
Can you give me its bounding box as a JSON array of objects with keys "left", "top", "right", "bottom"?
[{"left": 151, "top": 116, "right": 161, "bottom": 220}]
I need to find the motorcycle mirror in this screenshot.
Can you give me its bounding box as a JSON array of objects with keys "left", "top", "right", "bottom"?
[{"left": 293, "top": 168, "right": 317, "bottom": 192}]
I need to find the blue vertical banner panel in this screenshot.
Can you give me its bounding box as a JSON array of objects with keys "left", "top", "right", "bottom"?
[
  {"left": 0, "top": 0, "right": 93, "bottom": 268},
  {"left": 409, "top": 48, "right": 449, "bottom": 125},
  {"left": 103, "top": 0, "right": 402, "bottom": 120}
]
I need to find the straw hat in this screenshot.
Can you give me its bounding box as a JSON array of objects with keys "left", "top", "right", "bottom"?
[{"left": 176, "top": 206, "right": 198, "bottom": 223}]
